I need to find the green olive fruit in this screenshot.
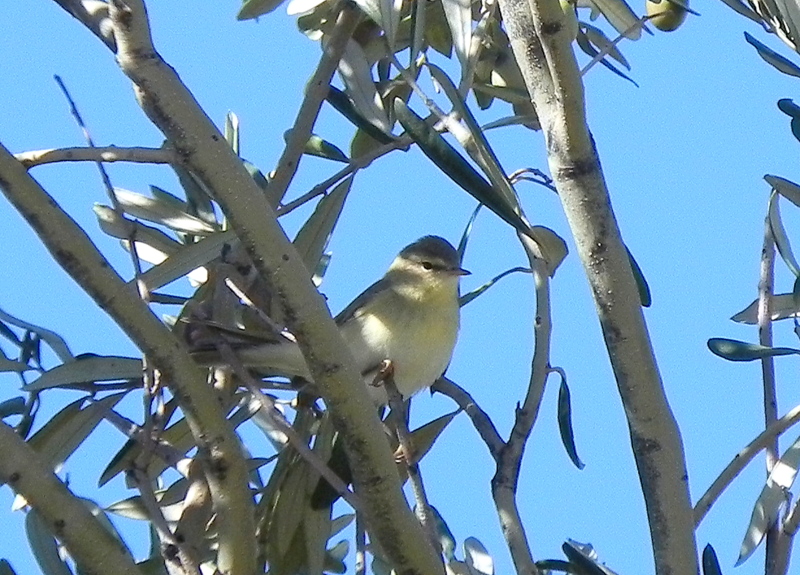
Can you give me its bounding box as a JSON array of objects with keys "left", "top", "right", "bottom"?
[{"left": 646, "top": 0, "right": 688, "bottom": 32}]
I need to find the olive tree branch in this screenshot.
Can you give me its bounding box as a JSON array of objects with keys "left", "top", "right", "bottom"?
[
  {"left": 16, "top": 146, "right": 178, "bottom": 168},
  {"left": 495, "top": 0, "right": 698, "bottom": 572},
  {"left": 0, "top": 421, "right": 141, "bottom": 575},
  {"left": 0, "top": 141, "right": 253, "bottom": 575},
  {"left": 102, "top": 2, "right": 442, "bottom": 573}
]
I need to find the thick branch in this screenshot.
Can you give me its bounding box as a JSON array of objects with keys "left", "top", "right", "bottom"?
[
  {"left": 0, "top": 142, "right": 254, "bottom": 575},
  {"left": 104, "top": 2, "right": 441, "bottom": 574},
  {"left": 0, "top": 421, "right": 141, "bottom": 575},
  {"left": 496, "top": 0, "right": 698, "bottom": 572}
]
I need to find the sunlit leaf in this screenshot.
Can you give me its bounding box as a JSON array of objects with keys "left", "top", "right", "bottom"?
[
  {"left": 766, "top": 174, "right": 800, "bottom": 208},
  {"left": 464, "top": 537, "right": 493, "bottom": 575},
  {"left": 562, "top": 540, "right": 617, "bottom": 575},
  {"left": 225, "top": 111, "right": 240, "bottom": 156},
  {"left": 441, "top": 0, "right": 472, "bottom": 68},
  {"left": 457, "top": 204, "right": 482, "bottom": 260},
  {"left": 293, "top": 176, "right": 354, "bottom": 277},
  {"left": 707, "top": 337, "right": 800, "bottom": 361},
  {"left": 581, "top": 22, "right": 630, "bottom": 69},
  {"left": 580, "top": 0, "right": 641, "bottom": 39},
  {"left": 133, "top": 230, "right": 236, "bottom": 293},
  {"left": 736, "top": 472, "right": 788, "bottom": 565},
  {"left": 557, "top": 376, "right": 585, "bottom": 469},
  {"left": 238, "top": 0, "right": 288, "bottom": 19},
  {"left": 732, "top": 293, "right": 800, "bottom": 323},
  {"left": 339, "top": 40, "right": 390, "bottom": 134},
  {"left": 576, "top": 29, "right": 639, "bottom": 86},
  {"left": 768, "top": 192, "right": 800, "bottom": 276},
  {"left": 287, "top": 132, "right": 348, "bottom": 163},
  {"left": 25, "top": 356, "right": 142, "bottom": 391},
  {"left": 114, "top": 188, "right": 217, "bottom": 235}
]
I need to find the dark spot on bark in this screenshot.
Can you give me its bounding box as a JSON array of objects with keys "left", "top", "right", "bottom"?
[
  {"left": 540, "top": 21, "right": 561, "bottom": 36},
  {"left": 281, "top": 253, "right": 290, "bottom": 262},
  {"left": 212, "top": 134, "right": 219, "bottom": 142},
  {"left": 8, "top": 472, "right": 20, "bottom": 484},
  {"left": 163, "top": 543, "right": 179, "bottom": 562},
  {"left": 174, "top": 532, "right": 185, "bottom": 544},
  {"left": 53, "top": 519, "right": 66, "bottom": 535},
  {"left": 209, "top": 452, "right": 229, "bottom": 480},
  {"left": 633, "top": 435, "right": 661, "bottom": 455}
]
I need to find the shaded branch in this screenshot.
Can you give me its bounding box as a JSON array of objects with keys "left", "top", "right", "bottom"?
[
  {"left": 496, "top": 0, "right": 698, "bottom": 572},
  {"left": 0, "top": 421, "right": 141, "bottom": 575},
  {"left": 433, "top": 378, "right": 504, "bottom": 459}
]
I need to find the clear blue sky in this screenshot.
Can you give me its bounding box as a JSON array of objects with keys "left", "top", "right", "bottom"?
[{"left": 2, "top": 2, "right": 800, "bottom": 574}]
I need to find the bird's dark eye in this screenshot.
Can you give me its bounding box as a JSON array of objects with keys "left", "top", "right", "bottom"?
[{"left": 421, "top": 261, "right": 434, "bottom": 270}]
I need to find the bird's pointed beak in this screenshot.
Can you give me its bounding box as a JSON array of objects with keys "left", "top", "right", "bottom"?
[{"left": 451, "top": 266, "right": 470, "bottom": 276}]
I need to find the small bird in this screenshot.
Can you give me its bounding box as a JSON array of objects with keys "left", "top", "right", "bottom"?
[{"left": 195, "top": 235, "right": 469, "bottom": 405}]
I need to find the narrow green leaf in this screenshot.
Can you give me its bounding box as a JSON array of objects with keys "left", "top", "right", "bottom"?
[
  {"left": 626, "top": 244, "right": 652, "bottom": 307},
  {"left": 327, "top": 87, "right": 395, "bottom": 145},
  {"left": 745, "top": 32, "right": 800, "bottom": 78},
  {"left": 293, "top": 176, "right": 354, "bottom": 277},
  {"left": 457, "top": 204, "right": 482, "bottom": 259},
  {"left": 426, "top": 63, "right": 521, "bottom": 212},
  {"left": 25, "top": 510, "right": 74, "bottom": 575},
  {"left": 766, "top": 174, "right": 800, "bottom": 208},
  {"left": 701, "top": 544, "right": 723, "bottom": 575},
  {"left": 557, "top": 376, "right": 585, "bottom": 470},
  {"left": 394, "top": 99, "right": 533, "bottom": 238},
  {"left": 0, "top": 307, "right": 72, "bottom": 362},
  {"left": 441, "top": 0, "right": 471, "bottom": 68},
  {"left": 293, "top": 134, "right": 349, "bottom": 163},
  {"left": 778, "top": 98, "right": 800, "bottom": 120},
  {"left": 460, "top": 267, "right": 532, "bottom": 307},
  {"left": 237, "top": 0, "right": 287, "bottom": 19},
  {"left": 407, "top": 410, "right": 459, "bottom": 462},
  {"left": 28, "top": 393, "right": 125, "bottom": 468},
  {"left": 25, "top": 356, "right": 143, "bottom": 391},
  {"left": 732, "top": 293, "right": 800, "bottom": 323},
  {"left": 583, "top": 0, "right": 641, "bottom": 40},
  {"left": 717, "top": 0, "right": 761, "bottom": 21},
  {"left": 736, "top": 476, "right": 786, "bottom": 565},
  {"left": 768, "top": 192, "right": 800, "bottom": 276},
  {"left": 132, "top": 229, "right": 237, "bottom": 293},
  {"left": 225, "top": 111, "right": 240, "bottom": 156},
  {"left": 339, "top": 40, "right": 390, "bottom": 133},
  {"left": 113, "top": 188, "right": 217, "bottom": 235},
  {"left": 576, "top": 29, "right": 639, "bottom": 87},
  {"left": 561, "top": 540, "right": 613, "bottom": 575},
  {"left": 429, "top": 505, "right": 456, "bottom": 561},
  {"left": 707, "top": 337, "right": 800, "bottom": 361},
  {"left": 581, "top": 22, "right": 630, "bottom": 69}
]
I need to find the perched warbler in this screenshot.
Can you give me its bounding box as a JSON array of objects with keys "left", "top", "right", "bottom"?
[{"left": 195, "top": 235, "right": 469, "bottom": 405}]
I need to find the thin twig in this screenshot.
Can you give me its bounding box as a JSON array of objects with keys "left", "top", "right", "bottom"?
[
  {"left": 266, "top": 2, "right": 360, "bottom": 206},
  {"left": 16, "top": 146, "right": 178, "bottom": 168},
  {"left": 53, "top": 76, "right": 148, "bottom": 296},
  {"left": 383, "top": 372, "right": 440, "bottom": 555},
  {"left": 277, "top": 136, "right": 411, "bottom": 217},
  {"left": 758, "top": 212, "right": 786, "bottom": 574},
  {"left": 217, "top": 343, "right": 362, "bottom": 511},
  {"left": 694, "top": 402, "right": 800, "bottom": 527},
  {"left": 433, "top": 377, "right": 504, "bottom": 459}
]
